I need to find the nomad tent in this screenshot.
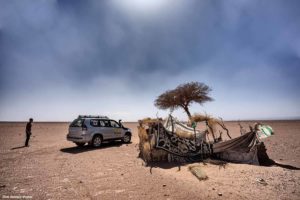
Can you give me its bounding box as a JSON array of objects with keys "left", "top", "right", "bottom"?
[{"left": 138, "top": 115, "right": 272, "bottom": 165}]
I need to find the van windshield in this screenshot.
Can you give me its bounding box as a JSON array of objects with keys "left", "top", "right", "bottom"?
[{"left": 70, "top": 118, "right": 84, "bottom": 127}]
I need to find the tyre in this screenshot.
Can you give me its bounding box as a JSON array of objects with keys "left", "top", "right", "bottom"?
[
  {"left": 75, "top": 142, "right": 85, "bottom": 147},
  {"left": 122, "top": 133, "right": 131, "bottom": 143},
  {"left": 92, "top": 135, "right": 103, "bottom": 147}
]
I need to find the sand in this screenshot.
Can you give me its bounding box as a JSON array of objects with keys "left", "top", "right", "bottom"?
[{"left": 0, "top": 121, "right": 299, "bottom": 199}]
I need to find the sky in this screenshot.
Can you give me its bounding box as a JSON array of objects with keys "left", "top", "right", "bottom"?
[{"left": 0, "top": 0, "right": 300, "bottom": 122}]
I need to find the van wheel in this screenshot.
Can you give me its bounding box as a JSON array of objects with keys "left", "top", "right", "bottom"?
[
  {"left": 92, "top": 135, "right": 102, "bottom": 147},
  {"left": 75, "top": 142, "right": 85, "bottom": 147},
  {"left": 122, "top": 133, "right": 131, "bottom": 143}
]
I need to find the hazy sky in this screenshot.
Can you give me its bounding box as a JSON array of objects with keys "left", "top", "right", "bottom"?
[{"left": 0, "top": 0, "right": 300, "bottom": 121}]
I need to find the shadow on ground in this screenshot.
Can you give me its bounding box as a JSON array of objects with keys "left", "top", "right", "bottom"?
[
  {"left": 11, "top": 145, "right": 27, "bottom": 150},
  {"left": 144, "top": 162, "right": 184, "bottom": 174},
  {"left": 144, "top": 159, "right": 228, "bottom": 174},
  {"left": 142, "top": 157, "right": 300, "bottom": 173},
  {"left": 60, "top": 141, "right": 131, "bottom": 154},
  {"left": 261, "top": 159, "right": 300, "bottom": 170}
]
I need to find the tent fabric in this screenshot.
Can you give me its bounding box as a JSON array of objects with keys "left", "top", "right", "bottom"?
[
  {"left": 212, "top": 131, "right": 268, "bottom": 165},
  {"left": 257, "top": 125, "right": 274, "bottom": 139},
  {"left": 163, "top": 115, "right": 206, "bottom": 142},
  {"left": 212, "top": 131, "right": 257, "bottom": 153},
  {"left": 155, "top": 123, "right": 211, "bottom": 157},
  {"left": 216, "top": 148, "right": 259, "bottom": 165}
]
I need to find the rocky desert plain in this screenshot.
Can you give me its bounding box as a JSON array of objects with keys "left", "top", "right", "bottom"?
[{"left": 0, "top": 120, "right": 299, "bottom": 200}]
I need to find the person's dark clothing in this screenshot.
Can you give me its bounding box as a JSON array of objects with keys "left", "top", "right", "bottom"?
[
  {"left": 25, "top": 122, "right": 32, "bottom": 146},
  {"left": 25, "top": 134, "right": 31, "bottom": 146}
]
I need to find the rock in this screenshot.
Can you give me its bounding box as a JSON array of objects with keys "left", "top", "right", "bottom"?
[
  {"left": 0, "top": 185, "right": 6, "bottom": 188},
  {"left": 212, "top": 188, "right": 215, "bottom": 190},
  {"left": 218, "top": 193, "right": 222, "bottom": 196},
  {"left": 79, "top": 180, "right": 83, "bottom": 183},
  {"left": 163, "top": 184, "right": 166, "bottom": 187},
  {"left": 256, "top": 178, "right": 268, "bottom": 186},
  {"left": 188, "top": 165, "right": 208, "bottom": 181}
]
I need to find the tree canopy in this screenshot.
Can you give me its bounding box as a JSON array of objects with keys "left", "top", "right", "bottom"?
[{"left": 154, "top": 82, "right": 213, "bottom": 120}]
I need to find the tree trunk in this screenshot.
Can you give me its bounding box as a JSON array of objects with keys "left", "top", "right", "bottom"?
[{"left": 182, "top": 106, "right": 192, "bottom": 122}]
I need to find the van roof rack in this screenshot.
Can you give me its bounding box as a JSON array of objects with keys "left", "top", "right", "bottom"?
[{"left": 78, "top": 115, "right": 109, "bottom": 119}]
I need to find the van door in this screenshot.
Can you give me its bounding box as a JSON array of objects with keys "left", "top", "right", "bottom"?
[
  {"left": 99, "top": 120, "right": 114, "bottom": 140},
  {"left": 110, "top": 120, "right": 122, "bottom": 139}
]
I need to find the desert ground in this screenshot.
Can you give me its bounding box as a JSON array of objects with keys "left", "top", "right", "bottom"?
[{"left": 0, "top": 120, "right": 299, "bottom": 200}]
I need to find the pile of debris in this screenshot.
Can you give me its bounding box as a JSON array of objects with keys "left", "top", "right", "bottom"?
[{"left": 138, "top": 115, "right": 273, "bottom": 165}]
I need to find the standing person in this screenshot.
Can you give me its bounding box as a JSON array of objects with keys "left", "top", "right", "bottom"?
[{"left": 25, "top": 118, "right": 33, "bottom": 147}]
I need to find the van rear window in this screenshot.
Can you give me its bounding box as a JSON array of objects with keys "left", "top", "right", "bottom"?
[{"left": 70, "top": 118, "right": 84, "bottom": 127}]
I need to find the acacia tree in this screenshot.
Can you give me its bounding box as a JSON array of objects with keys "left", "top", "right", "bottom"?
[{"left": 154, "top": 82, "right": 213, "bottom": 121}]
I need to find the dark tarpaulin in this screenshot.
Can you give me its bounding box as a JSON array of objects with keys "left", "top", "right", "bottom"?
[{"left": 213, "top": 131, "right": 257, "bottom": 153}]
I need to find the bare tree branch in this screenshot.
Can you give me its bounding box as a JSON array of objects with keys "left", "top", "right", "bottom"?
[
  {"left": 217, "top": 117, "right": 232, "bottom": 139},
  {"left": 238, "top": 121, "right": 247, "bottom": 135}
]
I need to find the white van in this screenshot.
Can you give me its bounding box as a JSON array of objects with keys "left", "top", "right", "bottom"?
[{"left": 67, "top": 115, "right": 132, "bottom": 147}]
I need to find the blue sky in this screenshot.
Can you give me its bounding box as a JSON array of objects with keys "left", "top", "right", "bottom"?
[{"left": 0, "top": 0, "right": 300, "bottom": 121}]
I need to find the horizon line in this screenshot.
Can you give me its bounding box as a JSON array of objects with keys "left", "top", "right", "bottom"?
[{"left": 1, "top": 118, "right": 300, "bottom": 123}]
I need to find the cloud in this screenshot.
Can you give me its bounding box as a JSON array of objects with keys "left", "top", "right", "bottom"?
[{"left": 0, "top": 0, "right": 299, "bottom": 120}]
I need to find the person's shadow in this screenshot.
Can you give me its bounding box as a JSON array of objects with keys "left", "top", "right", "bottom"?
[{"left": 11, "top": 145, "right": 27, "bottom": 150}]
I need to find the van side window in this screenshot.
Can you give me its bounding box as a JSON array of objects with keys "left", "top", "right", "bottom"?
[
  {"left": 100, "top": 120, "right": 111, "bottom": 127},
  {"left": 110, "top": 120, "right": 120, "bottom": 128},
  {"left": 90, "top": 119, "right": 99, "bottom": 127},
  {"left": 99, "top": 120, "right": 105, "bottom": 127}
]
